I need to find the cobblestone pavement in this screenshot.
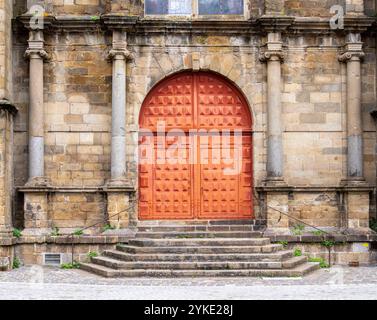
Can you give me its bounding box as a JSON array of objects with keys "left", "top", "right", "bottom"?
[{"left": 0, "top": 265, "right": 376, "bottom": 300}]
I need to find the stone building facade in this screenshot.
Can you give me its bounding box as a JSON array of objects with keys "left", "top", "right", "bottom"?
[{"left": 0, "top": 0, "right": 377, "bottom": 270}]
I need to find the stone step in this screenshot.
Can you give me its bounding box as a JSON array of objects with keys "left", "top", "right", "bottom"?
[
  {"left": 137, "top": 225, "right": 265, "bottom": 232},
  {"left": 117, "top": 243, "right": 283, "bottom": 254},
  {"left": 91, "top": 255, "right": 306, "bottom": 270},
  {"left": 80, "top": 262, "right": 320, "bottom": 278},
  {"left": 129, "top": 238, "right": 271, "bottom": 247},
  {"left": 137, "top": 219, "right": 260, "bottom": 226},
  {"left": 135, "top": 231, "right": 263, "bottom": 239},
  {"left": 103, "top": 249, "right": 293, "bottom": 262}
]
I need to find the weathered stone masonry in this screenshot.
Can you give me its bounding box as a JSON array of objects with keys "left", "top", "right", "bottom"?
[{"left": 0, "top": 0, "right": 376, "bottom": 267}]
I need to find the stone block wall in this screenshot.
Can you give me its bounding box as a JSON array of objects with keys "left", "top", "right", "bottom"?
[
  {"left": 44, "top": 34, "right": 112, "bottom": 187},
  {"left": 288, "top": 192, "right": 340, "bottom": 228},
  {"left": 10, "top": 22, "right": 377, "bottom": 229},
  {"left": 49, "top": 193, "right": 105, "bottom": 230}
]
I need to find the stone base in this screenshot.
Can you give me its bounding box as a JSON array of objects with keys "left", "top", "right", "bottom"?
[
  {"left": 0, "top": 243, "right": 13, "bottom": 271},
  {"left": 106, "top": 192, "right": 132, "bottom": 229},
  {"left": 23, "top": 191, "right": 49, "bottom": 230},
  {"left": 262, "top": 177, "right": 288, "bottom": 188},
  {"left": 264, "top": 227, "right": 291, "bottom": 236},
  {"left": 265, "top": 192, "right": 290, "bottom": 229},
  {"left": 104, "top": 181, "right": 136, "bottom": 229},
  {"left": 21, "top": 228, "right": 52, "bottom": 236}
]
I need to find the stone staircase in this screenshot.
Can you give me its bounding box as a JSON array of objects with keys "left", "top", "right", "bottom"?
[{"left": 80, "top": 220, "right": 320, "bottom": 277}]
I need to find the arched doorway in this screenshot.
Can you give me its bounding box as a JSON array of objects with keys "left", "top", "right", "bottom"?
[{"left": 138, "top": 71, "right": 253, "bottom": 220}]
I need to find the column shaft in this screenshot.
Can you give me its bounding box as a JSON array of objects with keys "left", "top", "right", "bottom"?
[
  {"left": 267, "top": 57, "right": 283, "bottom": 178},
  {"left": 111, "top": 55, "right": 127, "bottom": 181},
  {"left": 346, "top": 57, "right": 363, "bottom": 178},
  {"left": 28, "top": 53, "right": 44, "bottom": 179}
]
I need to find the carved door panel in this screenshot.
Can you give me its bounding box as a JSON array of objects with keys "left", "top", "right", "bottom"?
[{"left": 197, "top": 134, "right": 253, "bottom": 219}]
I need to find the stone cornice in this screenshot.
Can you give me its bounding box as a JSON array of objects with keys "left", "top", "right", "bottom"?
[
  {"left": 256, "top": 15, "right": 295, "bottom": 33},
  {"left": 53, "top": 15, "right": 104, "bottom": 33},
  {"left": 13, "top": 14, "right": 376, "bottom": 35},
  {"left": 102, "top": 14, "right": 139, "bottom": 31},
  {"left": 291, "top": 16, "right": 375, "bottom": 34},
  {"left": 17, "top": 13, "right": 55, "bottom": 31}
]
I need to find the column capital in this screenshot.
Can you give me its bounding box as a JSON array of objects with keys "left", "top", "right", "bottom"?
[
  {"left": 25, "top": 30, "right": 50, "bottom": 61},
  {"left": 259, "top": 50, "right": 285, "bottom": 63},
  {"left": 338, "top": 49, "right": 365, "bottom": 62},
  {"left": 107, "top": 48, "right": 133, "bottom": 61},
  {"left": 25, "top": 48, "right": 50, "bottom": 60},
  {"left": 259, "top": 32, "right": 285, "bottom": 63},
  {"left": 338, "top": 35, "right": 365, "bottom": 62}
]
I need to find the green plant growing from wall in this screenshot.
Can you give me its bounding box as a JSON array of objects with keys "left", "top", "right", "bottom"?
[
  {"left": 291, "top": 224, "right": 305, "bottom": 235},
  {"left": 293, "top": 248, "right": 302, "bottom": 257},
  {"left": 311, "top": 230, "right": 325, "bottom": 236},
  {"left": 277, "top": 241, "right": 288, "bottom": 248},
  {"left": 87, "top": 252, "right": 98, "bottom": 259},
  {"left": 12, "top": 257, "right": 21, "bottom": 269},
  {"left": 73, "top": 229, "right": 84, "bottom": 236},
  {"left": 12, "top": 228, "right": 22, "bottom": 238},
  {"left": 61, "top": 262, "right": 80, "bottom": 269},
  {"left": 51, "top": 227, "right": 60, "bottom": 237},
  {"left": 321, "top": 240, "right": 335, "bottom": 248},
  {"left": 308, "top": 257, "right": 329, "bottom": 268},
  {"left": 102, "top": 224, "right": 115, "bottom": 232}
]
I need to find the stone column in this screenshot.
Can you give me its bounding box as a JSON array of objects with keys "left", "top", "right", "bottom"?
[
  {"left": 22, "top": 30, "right": 50, "bottom": 235},
  {"left": 105, "top": 31, "right": 135, "bottom": 231},
  {"left": 25, "top": 30, "right": 49, "bottom": 185},
  {"left": 260, "top": 33, "right": 289, "bottom": 233},
  {"left": 339, "top": 33, "right": 365, "bottom": 183},
  {"left": 338, "top": 34, "right": 371, "bottom": 232},
  {"left": 107, "top": 31, "right": 132, "bottom": 184},
  {"left": 0, "top": 101, "right": 17, "bottom": 238},
  {"left": 260, "top": 32, "right": 286, "bottom": 186}
]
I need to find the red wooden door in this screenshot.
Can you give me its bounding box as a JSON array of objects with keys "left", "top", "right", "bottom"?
[{"left": 139, "top": 72, "right": 253, "bottom": 220}]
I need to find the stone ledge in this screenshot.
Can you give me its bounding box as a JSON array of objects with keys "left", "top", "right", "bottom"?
[
  {"left": 0, "top": 235, "right": 134, "bottom": 246},
  {"left": 268, "top": 233, "right": 377, "bottom": 243},
  {"left": 257, "top": 185, "right": 374, "bottom": 193},
  {"left": 16, "top": 186, "right": 136, "bottom": 193}
]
